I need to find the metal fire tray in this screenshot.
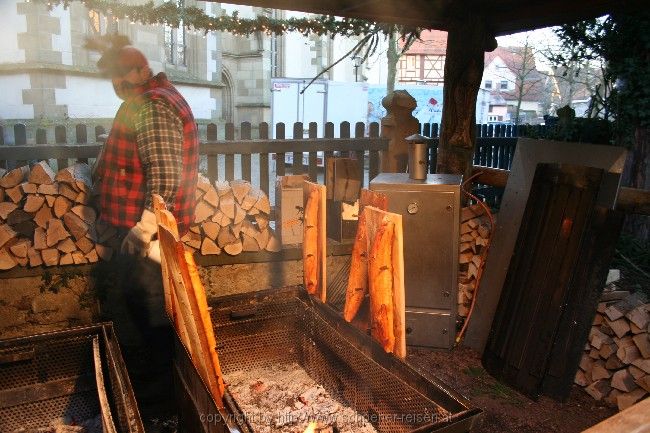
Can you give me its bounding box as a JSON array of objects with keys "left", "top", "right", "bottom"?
[
  {"left": 0, "top": 323, "right": 144, "bottom": 433},
  {"left": 173, "top": 287, "right": 482, "bottom": 433}
]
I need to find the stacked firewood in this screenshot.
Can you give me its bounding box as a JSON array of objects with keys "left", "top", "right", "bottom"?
[
  {"left": 181, "top": 176, "right": 280, "bottom": 256},
  {"left": 575, "top": 285, "right": 650, "bottom": 411},
  {"left": 0, "top": 161, "right": 116, "bottom": 269},
  {"left": 457, "top": 203, "right": 492, "bottom": 319}
]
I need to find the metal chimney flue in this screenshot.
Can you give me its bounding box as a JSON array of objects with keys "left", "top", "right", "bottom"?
[{"left": 406, "top": 133, "right": 429, "bottom": 180}]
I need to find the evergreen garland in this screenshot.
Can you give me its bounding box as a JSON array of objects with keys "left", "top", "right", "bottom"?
[{"left": 30, "top": 0, "right": 410, "bottom": 37}]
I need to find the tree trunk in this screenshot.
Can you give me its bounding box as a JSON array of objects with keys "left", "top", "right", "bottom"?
[
  {"left": 437, "top": 16, "right": 496, "bottom": 179},
  {"left": 622, "top": 126, "right": 649, "bottom": 241},
  {"left": 386, "top": 28, "right": 399, "bottom": 95}
]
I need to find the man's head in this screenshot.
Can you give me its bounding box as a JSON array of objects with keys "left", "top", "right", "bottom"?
[{"left": 98, "top": 45, "right": 152, "bottom": 100}]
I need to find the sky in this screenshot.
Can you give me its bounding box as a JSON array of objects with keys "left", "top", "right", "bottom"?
[{"left": 496, "top": 27, "right": 562, "bottom": 72}]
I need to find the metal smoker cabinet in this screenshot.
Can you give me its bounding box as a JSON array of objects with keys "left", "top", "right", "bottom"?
[{"left": 370, "top": 173, "right": 461, "bottom": 349}]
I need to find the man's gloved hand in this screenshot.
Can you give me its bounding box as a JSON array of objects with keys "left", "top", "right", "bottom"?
[{"left": 121, "top": 209, "right": 157, "bottom": 256}]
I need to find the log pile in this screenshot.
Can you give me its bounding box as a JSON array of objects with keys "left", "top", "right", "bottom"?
[
  {"left": 0, "top": 161, "right": 117, "bottom": 269},
  {"left": 575, "top": 285, "right": 650, "bottom": 411},
  {"left": 182, "top": 177, "right": 280, "bottom": 256},
  {"left": 457, "top": 203, "right": 493, "bottom": 319}
]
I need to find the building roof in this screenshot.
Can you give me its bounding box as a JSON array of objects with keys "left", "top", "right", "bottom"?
[
  {"left": 402, "top": 30, "right": 447, "bottom": 55},
  {"left": 209, "top": 0, "right": 644, "bottom": 36}
]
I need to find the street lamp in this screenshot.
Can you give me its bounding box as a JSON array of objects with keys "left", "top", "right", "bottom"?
[{"left": 351, "top": 55, "right": 362, "bottom": 82}]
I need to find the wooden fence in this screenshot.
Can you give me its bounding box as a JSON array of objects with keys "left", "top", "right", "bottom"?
[
  {"left": 0, "top": 121, "right": 385, "bottom": 199},
  {"left": 0, "top": 120, "right": 526, "bottom": 206}
]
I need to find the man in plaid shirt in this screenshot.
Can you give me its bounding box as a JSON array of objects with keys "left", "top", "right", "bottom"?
[
  {"left": 95, "top": 44, "right": 198, "bottom": 255},
  {"left": 92, "top": 41, "right": 198, "bottom": 407}
]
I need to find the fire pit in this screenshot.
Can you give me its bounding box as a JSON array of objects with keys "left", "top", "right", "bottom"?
[
  {"left": 0, "top": 323, "right": 143, "bottom": 433},
  {"left": 173, "top": 287, "right": 482, "bottom": 433}
]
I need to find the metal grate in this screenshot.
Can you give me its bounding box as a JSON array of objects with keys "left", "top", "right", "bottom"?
[
  {"left": 0, "top": 325, "right": 143, "bottom": 433},
  {"left": 213, "top": 293, "right": 451, "bottom": 433}
]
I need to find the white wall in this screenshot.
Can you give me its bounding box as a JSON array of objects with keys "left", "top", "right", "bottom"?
[
  {"left": 483, "top": 57, "right": 515, "bottom": 90},
  {"left": 0, "top": 0, "right": 26, "bottom": 64},
  {"left": 50, "top": 4, "right": 73, "bottom": 65},
  {"left": 175, "top": 85, "right": 216, "bottom": 120},
  {"left": 205, "top": 2, "right": 218, "bottom": 80},
  {"left": 0, "top": 74, "right": 33, "bottom": 119},
  {"left": 56, "top": 76, "right": 121, "bottom": 118}
]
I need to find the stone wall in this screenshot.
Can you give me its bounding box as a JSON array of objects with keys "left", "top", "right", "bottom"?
[{"left": 0, "top": 269, "right": 96, "bottom": 339}]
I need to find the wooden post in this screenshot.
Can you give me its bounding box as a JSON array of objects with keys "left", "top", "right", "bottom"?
[
  {"left": 437, "top": 16, "right": 497, "bottom": 179},
  {"left": 380, "top": 90, "right": 419, "bottom": 173}
]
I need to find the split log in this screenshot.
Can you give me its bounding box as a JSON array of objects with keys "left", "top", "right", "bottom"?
[
  {"left": 627, "top": 305, "right": 650, "bottom": 330},
  {"left": 585, "top": 380, "right": 611, "bottom": 401},
  {"left": 33, "top": 227, "right": 47, "bottom": 250},
  {"left": 196, "top": 174, "right": 212, "bottom": 192},
  {"left": 29, "top": 161, "right": 56, "bottom": 184},
  {"left": 223, "top": 240, "right": 243, "bottom": 256},
  {"left": 34, "top": 205, "right": 53, "bottom": 229},
  {"left": 0, "top": 224, "right": 17, "bottom": 249},
  {"left": 629, "top": 365, "right": 646, "bottom": 380},
  {"left": 230, "top": 180, "right": 251, "bottom": 204},
  {"left": 71, "top": 251, "right": 87, "bottom": 264},
  {"left": 216, "top": 227, "right": 237, "bottom": 248},
  {"left": 200, "top": 238, "right": 221, "bottom": 255},
  {"left": 202, "top": 222, "right": 220, "bottom": 240},
  {"left": 55, "top": 163, "right": 92, "bottom": 192},
  {"left": 617, "top": 344, "right": 642, "bottom": 365},
  {"left": 9, "top": 239, "right": 30, "bottom": 258},
  {"left": 611, "top": 369, "right": 638, "bottom": 392},
  {"left": 27, "top": 247, "right": 42, "bottom": 267},
  {"left": 23, "top": 195, "right": 45, "bottom": 213},
  {"left": 575, "top": 369, "right": 590, "bottom": 387},
  {"left": 233, "top": 203, "right": 246, "bottom": 225},
  {"left": 21, "top": 183, "right": 37, "bottom": 194},
  {"left": 58, "top": 183, "right": 78, "bottom": 202},
  {"left": 75, "top": 236, "right": 95, "bottom": 254},
  {"left": 181, "top": 231, "right": 201, "bottom": 250},
  {"left": 254, "top": 214, "right": 269, "bottom": 230},
  {"left": 194, "top": 201, "right": 214, "bottom": 224},
  {"left": 241, "top": 232, "right": 258, "bottom": 251},
  {"left": 202, "top": 187, "right": 219, "bottom": 208},
  {"left": 607, "top": 318, "right": 631, "bottom": 339},
  {"left": 0, "top": 165, "right": 29, "bottom": 188},
  {"left": 632, "top": 333, "right": 650, "bottom": 358},
  {"left": 0, "top": 248, "right": 16, "bottom": 270},
  {"left": 63, "top": 212, "right": 89, "bottom": 240},
  {"left": 637, "top": 375, "right": 650, "bottom": 393},
  {"left": 616, "top": 388, "right": 648, "bottom": 411},
  {"left": 591, "top": 361, "right": 611, "bottom": 381},
  {"left": 46, "top": 220, "right": 71, "bottom": 247},
  {"left": 53, "top": 196, "right": 72, "bottom": 218},
  {"left": 60, "top": 253, "right": 74, "bottom": 265},
  {"left": 219, "top": 193, "right": 236, "bottom": 220},
  {"left": 41, "top": 248, "right": 60, "bottom": 267},
  {"left": 214, "top": 180, "right": 231, "bottom": 196},
  {"left": 57, "top": 238, "right": 77, "bottom": 254},
  {"left": 37, "top": 183, "right": 59, "bottom": 195},
  {"left": 85, "top": 249, "right": 99, "bottom": 263},
  {"left": 632, "top": 358, "right": 650, "bottom": 374},
  {"left": 71, "top": 205, "right": 97, "bottom": 224},
  {"left": 6, "top": 185, "right": 24, "bottom": 204},
  {"left": 0, "top": 202, "right": 17, "bottom": 220},
  {"left": 605, "top": 294, "right": 645, "bottom": 321}
]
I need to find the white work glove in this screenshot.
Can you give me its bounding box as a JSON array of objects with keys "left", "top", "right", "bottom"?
[{"left": 121, "top": 209, "right": 157, "bottom": 257}]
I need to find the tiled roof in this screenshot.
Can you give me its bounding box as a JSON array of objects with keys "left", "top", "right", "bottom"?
[{"left": 402, "top": 30, "right": 448, "bottom": 55}]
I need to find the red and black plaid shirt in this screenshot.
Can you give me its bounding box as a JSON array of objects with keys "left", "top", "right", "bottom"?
[{"left": 97, "top": 73, "right": 198, "bottom": 234}]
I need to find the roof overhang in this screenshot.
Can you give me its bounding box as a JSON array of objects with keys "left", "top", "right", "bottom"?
[{"left": 212, "top": 0, "right": 643, "bottom": 36}]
